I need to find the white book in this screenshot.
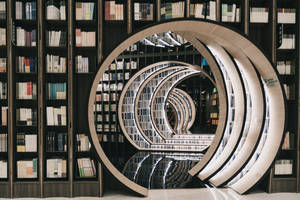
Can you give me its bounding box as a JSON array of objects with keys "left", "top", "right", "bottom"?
[
  {"left": 0, "top": 161, "right": 7, "bottom": 178},
  {"left": 46, "top": 106, "right": 54, "bottom": 125},
  {"left": 60, "top": 3, "right": 66, "bottom": 20},
  {"left": 61, "top": 106, "right": 67, "bottom": 126},
  {"left": 25, "top": 134, "right": 37, "bottom": 152}
]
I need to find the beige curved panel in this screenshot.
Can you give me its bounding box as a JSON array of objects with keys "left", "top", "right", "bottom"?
[
  {"left": 88, "top": 20, "right": 285, "bottom": 196},
  {"left": 172, "top": 88, "right": 197, "bottom": 131},
  {"left": 197, "top": 44, "right": 246, "bottom": 180},
  {"left": 167, "top": 96, "right": 185, "bottom": 133},
  {"left": 168, "top": 93, "right": 188, "bottom": 131},
  {"left": 209, "top": 56, "right": 264, "bottom": 186}
]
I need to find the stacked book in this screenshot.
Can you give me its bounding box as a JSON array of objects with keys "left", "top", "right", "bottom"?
[
  {"left": 0, "top": 57, "right": 6, "bottom": 72},
  {"left": 76, "top": 134, "right": 91, "bottom": 152},
  {"left": 47, "top": 82, "right": 67, "bottom": 100},
  {"left": 46, "top": 158, "right": 67, "bottom": 178},
  {"left": 0, "top": 81, "right": 6, "bottom": 99},
  {"left": 0, "top": 28, "right": 5, "bottom": 45},
  {"left": 274, "top": 159, "right": 293, "bottom": 175},
  {"left": 46, "top": 0, "right": 66, "bottom": 20},
  {"left": 46, "top": 54, "right": 66, "bottom": 73},
  {"left": 0, "top": 106, "right": 7, "bottom": 126},
  {"left": 16, "top": 133, "right": 37, "bottom": 152},
  {"left": 221, "top": 3, "right": 241, "bottom": 22},
  {"left": 17, "top": 159, "right": 38, "bottom": 178},
  {"left": 104, "top": 1, "right": 124, "bottom": 20},
  {"left": 0, "top": 133, "right": 7, "bottom": 152},
  {"left": 16, "top": 82, "right": 37, "bottom": 100},
  {"left": 0, "top": 1, "right": 5, "bottom": 19},
  {"left": 75, "top": 2, "right": 95, "bottom": 20},
  {"left": 75, "top": 55, "right": 89, "bottom": 73},
  {"left": 134, "top": 3, "right": 153, "bottom": 21},
  {"left": 46, "top": 30, "right": 66, "bottom": 47},
  {"left": 278, "top": 34, "right": 295, "bottom": 49},
  {"left": 46, "top": 106, "right": 67, "bottom": 126},
  {"left": 75, "top": 29, "right": 95, "bottom": 47},
  {"left": 190, "top": 1, "right": 216, "bottom": 20},
  {"left": 16, "top": 27, "right": 36, "bottom": 46},
  {"left": 46, "top": 132, "right": 67, "bottom": 152},
  {"left": 0, "top": 160, "right": 7, "bottom": 178},
  {"left": 278, "top": 8, "right": 296, "bottom": 24},
  {"left": 277, "top": 60, "right": 294, "bottom": 75},
  {"left": 15, "top": 1, "right": 36, "bottom": 20},
  {"left": 250, "top": 7, "right": 269, "bottom": 23},
  {"left": 16, "top": 108, "right": 37, "bottom": 126},
  {"left": 77, "top": 158, "right": 96, "bottom": 177},
  {"left": 161, "top": 1, "right": 185, "bottom": 19},
  {"left": 16, "top": 56, "right": 37, "bottom": 73}
]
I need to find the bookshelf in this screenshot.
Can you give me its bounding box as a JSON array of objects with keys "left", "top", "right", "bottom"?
[{"left": 0, "top": 0, "right": 299, "bottom": 198}]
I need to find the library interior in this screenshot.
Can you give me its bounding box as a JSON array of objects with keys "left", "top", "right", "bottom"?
[{"left": 0, "top": 0, "right": 300, "bottom": 199}]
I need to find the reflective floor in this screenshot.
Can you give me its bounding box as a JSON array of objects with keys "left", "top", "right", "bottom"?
[{"left": 4, "top": 189, "right": 300, "bottom": 200}]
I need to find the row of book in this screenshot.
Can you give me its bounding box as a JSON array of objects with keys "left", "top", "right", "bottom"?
[
  {"left": 16, "top": 81, "right": 37, "bottom": 100},
  {"left": 16, "top": 133, "right": 37, "bottom": 152},
  {"left": 17, "top": 158, "right": 37, "bottom": 178},
  {"left": 161, "top": 2, "right": 185, "bottom": 20},
  {"left": 16, "top": 56, "right": 37, "bottom": 73},
  {"left": 134, "top": 3, "right": 153, "bottom": 21},
  {"left": 97, "top": 134, "right": 124, "bottom": 143},
  {"left": 15, "top": 1, "right": 36, "bottom": 20},
  {"left": 94, "top": 104, "right": 116, "bottom": 112},
  {"left": 46, "top": 158, "right": 67, "bottom": 178},
  {"left": 16, "top": 108, "right": 37, "bottom": 126},
  {"left": 0, "top": 160, "right": 6, "bottom": 178},
  {"left": 48, "top": 82, "right": 67, "bottom": 100},
  {"left": 0, "top": 58, "right": 6, "bottom": 72},
  {"left": 75, "top": 55, "right": 89, "bottom": 73},
  {"left": 0, "top": 106, "right": 7, "bottom": 126},
  {"left": 102, "top": 72, "right": 130, "bottom": 81},
  {"left": 104, "top": 1, "right": 124, "bottom": 20},
  {"left": 77, "top": 158, "right": 96, "bottom": 178},
  {"left": 190, "top": 1, "right": 216, "bottom": 20},
  {"left": 76, "top": 134, "right": 90, "bottom": 152},
  {"left": 221, "top": 3, "right": 241, "bottom": 22},
  {"left": 0, "top": 81, "right": 6, "bottom": 99},
  {"left": 0, "top": 2, "right": 5, "bottom": 20},
  {"left": 46, "top": 106, "right": 67, "bottom": 126},
  {"left": 96, "top": 124, "right": 118, "bottom": 133},
  {"left": 97, "top": 82, "right": 123, "bottom": 92},
  {"left": 277, "top": 60, "right": 294, "bottom": 75},
  {"left": 0, "top": 28, "right": 5, "bottom": 46},
  {"left": 278, "top": 34, "right": 295, "bottom": 49},
  {"left": 75, "top": 29, "right": 95, "bottom": 47},
  {"left": 0, "top": 133, "right": 7, "bottom": 152},
  {"left": 75, "top": 2, "right": 95, "bottom": 20},
  {"left": 274, "top": 159, "right": 293, "bottom": 175},
  {"left": 278, "top": 8, "right": 296, "bottom": 24},
  {"left": 110, "top": 60, "right": 137, "bottom": 70},
  {"left": 46, "top": 54, "right": 66, "bottom": 73},
  {"left": 250, "top": 7, "right": 269, "bottom": 23},
  {"left": 16, "top": 28, "right": 36, "bottom": 47},
  {"left": 96, "top": 93, "right": 118, "bottom": 102},
  {"left": 46, "top": 132, "right": 67, "bottom": 152},
  {"left": 96, "top": 113, "right": 116, "bottom": 123},
  {"left": 46, "top": 0, "right": 66, "bottom": 20},
  {"left": 46, "top": 30, "right": 66, "bottom": 47}
]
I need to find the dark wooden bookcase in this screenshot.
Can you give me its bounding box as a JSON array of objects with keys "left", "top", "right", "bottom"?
[{"left": 0, "top": 0, "right": 299, "bottom": 198}]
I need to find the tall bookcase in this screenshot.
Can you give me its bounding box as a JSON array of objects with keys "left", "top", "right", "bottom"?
[{"left": 0, "top": 0, "right": 299, "bottom": 198}]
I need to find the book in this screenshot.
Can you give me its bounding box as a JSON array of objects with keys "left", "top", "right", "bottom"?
[
  {"left": 105, "top": 1, "right": 123, "bottom": 20},
  {"left": 0, "top": 57, "right": 6, "bottom": 72},
  {"left": 17, "top": 159, "right": 38, "bottom": 178},
  {"left": 46, "top": 132, "right": 67, "bottom": 152},
  {"left": 16, "top": 133, "right": 37, "bottom": 152},
  {"left": 77, "top": 158, "right": 96, "bottom": 177},
  {"left": 46, "top": 0, "right": 66, "bottom": 20},
  {"left": 16, "top": 27, "right": 36, "bottom": 47},
  {"left": 134, "top": 3, "right": 153, "bottom": 21},
  {"left": 46, "top": 30, "right": 66, "bottom": 47},
  {"left": 75, "top": 29, "right": 95, "bottom": 47},
  {"left": 250, "top": 7, "right": 269, "bottom": 23},
  {"left": 76, "top": 2, "right": 95, "bottom": 20},
  {"left": 0, "top": 2, "right": 6, "bottom": 20},
  {"left": 75, "top": 55, "right": 89, "bottom": 73},
  {"left": 0, "top": 133, "right": 7, "bottom": 152},
  {"left": 46, "top": 54, "right": 66, "bottom": 73},
  {"left": 76, "top": 134, "right": 91, "bottom": 152},
  {"left": 278, "top": 8, "right": 296, "bottom": 24},
  {"left": 16, "top": 82, "right": 37, "bottom": 99},
  {"left": 46, "top": 106, "right": 67, "bottom": 126},
  {"left": 46, "top": 158, "right": 67, "bottom": 178},
  {"left": 47, "top": 82, "right": 67, "bottom": 100},
  {"left": 16, "top": 108, "right": 36, "bottom": 126},
  {"left": 1, "top": 106, "right": 7, "bottom": 126},
  {"left": 0, "top": 28, "right": 5, "bottom": 46},
  {"left": 0, "top": 160, "right": 7, "bottom": 178},
  {"left": 274, "top": 159, "right": 293, "bottom": 175}
]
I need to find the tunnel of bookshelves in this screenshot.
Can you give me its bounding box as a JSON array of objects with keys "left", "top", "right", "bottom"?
[{"left": 88, "top": 19, "right": 286, "bottom": 196}]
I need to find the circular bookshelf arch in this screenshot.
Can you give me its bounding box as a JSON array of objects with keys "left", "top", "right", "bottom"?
[{"left": 88, "top": 20, "right": 286, "bottom": 196}]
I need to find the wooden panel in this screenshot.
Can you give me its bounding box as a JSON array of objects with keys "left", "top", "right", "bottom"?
[
  {"left": 43, "top": 182, "right": 70, "bottom": 197},
  {"left": 73, "top": 182, "right": 100, "bottom": 197},
  {"left": 0, "top": 183, "right": 9, "bottom": 198},
  {"left": 13, "top": 182, "right": 40, "bottom": 198},
  {"left": 271, "top": 179, "right": 297, "bottom": 193}
]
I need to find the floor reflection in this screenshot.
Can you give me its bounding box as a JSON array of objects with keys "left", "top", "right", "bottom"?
[{"left": 122, "top": 151, "right": 204, "bottom": 189}]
